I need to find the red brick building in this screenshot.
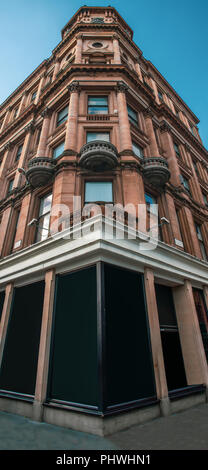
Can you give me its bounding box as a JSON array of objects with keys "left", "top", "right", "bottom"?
[{"left": 0, "top": 6, "right": 207, "bottom": 435}]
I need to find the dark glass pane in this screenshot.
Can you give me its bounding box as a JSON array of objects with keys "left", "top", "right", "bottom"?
[
  {"left": 155, "top": 284, "right": 187, "bottom": 391},
  {"left": 49, "top": 267, "right": 99, "bottom": 407},
  {"left": 155, "top": 284, "right": 177, "bottom": 327},
  {"left": 57, "top": 106, "right": 68, "bottom": 126},
  {"left": 193, "top": 289, "right": 208, "bottom": 362},
  {"left": 104, "top": 264, "right": 156, "bottom": 407},
  {"left": 0, "top": 291, "right": 5, "bottom": 323},
  {"left": 0, "top": 281, "right": 45, "bottom": 395},
  {"left": 160, "top": 331, "right": 187, "bottom": 390}
]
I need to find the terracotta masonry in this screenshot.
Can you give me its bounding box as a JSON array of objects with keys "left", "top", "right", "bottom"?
[{"left": 0, "top": 6, "right": 207, "bottom": 435}]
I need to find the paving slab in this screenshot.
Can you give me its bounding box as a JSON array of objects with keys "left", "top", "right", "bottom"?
[{"left": 0, "top": 403, "right": 208, "bottom": 450}]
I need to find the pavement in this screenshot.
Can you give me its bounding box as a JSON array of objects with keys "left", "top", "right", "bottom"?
[{"left": 0, "top": 403, "right": 208, "bottom": 450}]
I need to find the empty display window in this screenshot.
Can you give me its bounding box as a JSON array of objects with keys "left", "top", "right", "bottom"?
[
  {"left": 0, "top": 291, "right": 5, "bottom": 324},
  {"left": 155, "top": 284, "right": 187, "bottom": 391},
  {"left": 0, "top": 281, "right": 45, "bottom": 396},
  {"left": 48, "top": 267, "right": 99, "bottom": 408},
  {"left": 193, "top": 289, "right": 208, "bottom": 362},
  {"left": 104, "top": 264, "right": 156, "bottom": 407}
]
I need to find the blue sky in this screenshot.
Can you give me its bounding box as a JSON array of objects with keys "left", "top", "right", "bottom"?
[{"left": 1, "top": 0, "right": 207, "bottom": 147}]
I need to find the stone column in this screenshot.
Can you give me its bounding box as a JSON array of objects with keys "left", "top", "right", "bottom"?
[
  {"left": 12, "top": 193, "right": 32, "bottom": 251},
  {"left": 13, "top": 123, "right": 35, "bottom": 187},
  {"left": 33, "top": 269, "right": 55, "bottom": 421},
  {"left": 160, "top": 122, "right": 181, "bottom": 186},
  {"left": 148, "top": 75, "right": 160, "bottom": 104},
  {"left": 0, "top": 207, "right": 12, "bottom": 256},
  {"left": 0, "top": 283, "right": 13, "bottom": 368},
  {"left": 173, "top": 281, "right": 208, "bottom": 386},
  {"left": 36, "top": 108, "right": 52, "bottom": 157},
  {"left": 0, "top": 143, "right": 12, "bottom": 179},
  {"left": 34, "top": 73, "right": 45, "bottom": 104},
  {"left": 52, "top": 59, "right": 60, "bottom": 81},
  {"left": 64, "top": 81, "right": 80, "bottom": 154},
  {"left": 144, "top": 268, "right": 170, "bottom": 415},
  {"left": 116, "top": 81, "right": 132, "bottom": 153},
  {"left": 113, "top": 35, "right": 121, "bottom": 63},
  {"left": 17, "top": 91, "right": 28, "bottom": 117},
  {"left": 144, "top": 108, "right": 160, "bottom": 156},
  {"left": 135, "top": 58, "right": 143, "bottom": 82},
  {"left": 75, "top": 35, "right": 83, "bottom": 63},
  {"left": 179, "top": 206, "right": 202, "bottom": 258},
  {"left": 0, "top": 107, "right": 11, "bottom": 132},
  {"left": 203, "top": 286, "right": 208, "bottom": 310},
  {"left": 185, "top": 145, "right": 204, "bottom": 205},
  {"left": 164, "top": 192, "right": 183, "bottom": 247}
]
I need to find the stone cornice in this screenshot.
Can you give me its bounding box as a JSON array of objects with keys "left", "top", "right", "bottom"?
[
  {"left": 0, "top": 215, "right": 207, "bottom": 288},
  {"left": 165, "top": 185, "right": 208, "bottom": 220},
  {"left": 157, "top": 105, "right": 208, "bottom": 161},
  {"left": 0, "top": 184, "right": 31, "bottom": 213}
]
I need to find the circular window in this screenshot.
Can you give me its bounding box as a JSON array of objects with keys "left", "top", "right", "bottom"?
[{"left": 92, "top": 42, "right": 103, "bottom": 48}]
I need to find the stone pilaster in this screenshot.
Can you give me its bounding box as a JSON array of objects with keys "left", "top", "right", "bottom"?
[
  {"left": 113, "top": 35, "right": 121, "bottom": 63},
  {"left": 75, "top": 35, "right": 83, "bottom": 63},
  {"left": 33, "top": 270, "right": 55, "bottom": 421},
  {"left": 36, "top": 108, "right": 52, "bottom": 157},
  {"left": 14, "top": 123, "right": 35, "bottom": 187},
  {"left": 116, "top": 81, "right": 132, "bottom": 153},
  {"left": 160, "top": 121, "right": 181, "bottom": 186},
  {"left": 0, "top": 283, "right": 13, "bottom": 368},
  {"left": 64, "top": 81, "right": 80, "bottom": 154},
  {"left": 144, "top": 268, "right": 170, "bottom": 414},
  {"left": 173, "top": 281, "right": 208, "bottom": 386},
  {"left": 144, "top": 108, "right": 160, "bottom": 157}
]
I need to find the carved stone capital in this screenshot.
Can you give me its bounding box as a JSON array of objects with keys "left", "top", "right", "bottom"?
[
  {"left": 68, "top": 81, "right": 80, "bottom": 93},
  {"left": 25, "top": 122, "right": 35, "bottom": 134},
  {"left": 41, "top": 107, "right": 52, "bottom": 118},
  {"left": 116, "top": 81, "right": 128, "bottom": 94},
  {"left": 143, "top": 106, "right": 154, "bottom": 118},
  {"left": 160, "top": 120, "right": 172, "bottom": 134}
]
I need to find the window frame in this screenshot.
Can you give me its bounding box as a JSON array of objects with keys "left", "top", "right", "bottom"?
[
  {"left": 195, "top": 223, "right": 207, "bottom": 261},
  {"left": 86, "top": 131, "right": 110, "bottom": 143},
  {"left": 15, "top": 144, "right": 23, "bottom": 162},
  {"left": 7, "top": 178, "right": 14, "bottom": 195},
  {"left": 52, "top": 140, "right": 65, "bottom": 159},
  {"left": 132, "top": 141, "right": 143, "bottom": 159},
  {"left": 35, "top": 193, "right": 52, "bottom": 243},
  {"left": 87, "top": 95, "right": 109, "bottom": 115},
  {"left": 56, "top": 105, "right": 69, "bottom": 127},
  {"left": 84, "top": 181, "right": 113, "bottom": 203},
  {"left": 127, "top": 104, "right": 138, "bottom": 127}
]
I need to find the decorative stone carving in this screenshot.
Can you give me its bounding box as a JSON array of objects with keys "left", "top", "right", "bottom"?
[
  {"left": 68, "top": 81, "right": 80, "bottom": 93},
  {"left": 79, "top": 141, "right": 118, "bottom": 171},
  {"left": 142, "top": 156, "right": 170, "bottom": 187},
  {"left": 160, "top": 121, "right": 172, "bottom": 134},
  {"left": 26, "top": 157, "right": 56, "bottom": 188},
  {"left": 91, "top": 17, "right": 104, "bottom": 23},
  {"left": 41, "top": 107, "right": 52, "bottom": 118},
  {"left": 116, "top": 81, "right": 128, "bottom": 93}
]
